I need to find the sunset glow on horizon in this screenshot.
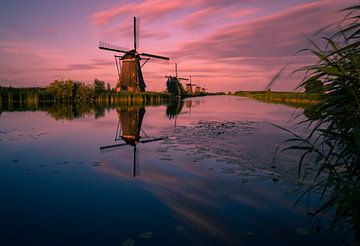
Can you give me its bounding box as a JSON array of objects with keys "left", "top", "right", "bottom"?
[{"left": 0, "top": 0, "right": 358, "bottom": 92}]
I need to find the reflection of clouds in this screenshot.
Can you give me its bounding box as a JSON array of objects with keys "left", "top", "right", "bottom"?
[
  {"left": 92, "top": 103, "right": 309, "bottom": 243},
  {"left": 95, "top": 154, "right": 292, "bottom": 243},
  {"left": 95, "top": 159, "right": 235, "bottom": 242}
]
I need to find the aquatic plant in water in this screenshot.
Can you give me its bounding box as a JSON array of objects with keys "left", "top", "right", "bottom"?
[{"left": 276, "top": 4, "right": 360, "bottom": 243}]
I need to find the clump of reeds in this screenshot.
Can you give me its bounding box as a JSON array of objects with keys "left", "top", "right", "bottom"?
[{"left": 276, "top": 5, "right": 360, "bottom": 242}]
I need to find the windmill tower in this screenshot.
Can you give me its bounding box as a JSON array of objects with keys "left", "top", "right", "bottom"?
[
  {"left": 185, "top": 75, "right": 197, "bottom": 94},
  {"left": 99, "top": 17, "right": 169, "bottom": 92}
]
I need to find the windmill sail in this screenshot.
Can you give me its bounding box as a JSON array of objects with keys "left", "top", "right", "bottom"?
[
  {"left": 99, "top": 41, "right": 129, "bottom": 53},
  {"left": 135, "top": 17, "right": 141, "bottom": 50}
]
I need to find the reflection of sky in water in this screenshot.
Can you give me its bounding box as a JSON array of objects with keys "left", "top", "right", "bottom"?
[{"left": 0, "top": 96, "right": 341, "bottom": 245}]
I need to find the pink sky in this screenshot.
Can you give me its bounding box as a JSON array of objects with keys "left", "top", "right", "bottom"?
[{"left": 0, "top": 0, "right": 358, "bottom": 92}]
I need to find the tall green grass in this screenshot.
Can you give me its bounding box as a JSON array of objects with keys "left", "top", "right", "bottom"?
[
  {"left": 276, "top": 5, "right": 360, "bottom": 242},
  {"left": 234, "top": 90, "right": 319, "bottom": 108}
]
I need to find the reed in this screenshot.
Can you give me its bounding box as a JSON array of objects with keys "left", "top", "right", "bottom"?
[{"left": 275, "top": 5, "right": 360, "bottom": 242}]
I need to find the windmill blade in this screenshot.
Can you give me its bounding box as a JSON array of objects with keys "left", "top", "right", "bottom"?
[
  {"left": 99, "top": 41, "right": 129, "bottom": 53},
  {"left": 134, "top": 17, "right": 141, "bottom": 50},
  {"left": 140, "top": 52, "right": 170, "bottom": 60},
  {"left": 178, "top": 77, "right": 189, "bottom": 81},
  {"left": 133, "top": 145, "right": 139, "bottom": 177},
  {"left": 99, "top": 142, "right": 128, "bottom": 150},
  {"left": 139, "top": 137, "right": 166, "bottom": 144}
]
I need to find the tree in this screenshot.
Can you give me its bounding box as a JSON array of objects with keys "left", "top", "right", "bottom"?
[
  {"left": 46, "top": 79, "right": 95, "bottom": 102},
  {"left": 166, "top": 76, "right": 187, "bottom": 97},
  {"left": 106, "top": 82, "right": 111, "bottom": 92},
  {"left": 93, "top": 79, "right": 105, "bottom": 94}
]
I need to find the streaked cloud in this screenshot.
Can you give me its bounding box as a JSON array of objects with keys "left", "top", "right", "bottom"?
[
  {"left": 91, "top": 0, "right": 184, "bottom": 25},
  {"left": 0, "top": 0, "right": 359, "bottom": 90},
  {"left": 48, "top": 59, "right": 113, "bottom": 71},
  {"left": 40, "top": 27, "right": 57, "bottom": 34}
]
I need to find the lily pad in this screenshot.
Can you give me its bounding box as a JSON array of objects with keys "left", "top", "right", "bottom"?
[
  {"left": 121, "top": 238, "right": 135, "bottom": 246},
  {"left": 207, "top": 231, "right": 217, "bottom": 238},
  {"left": 176, "top": 225, "right": 184, "bottom": 231},
  {"left": 139, "top": 232, "right": 153, "bottom": 239},
  {"left": 294, "top": 227, "right": 310, "bottom": 236}
]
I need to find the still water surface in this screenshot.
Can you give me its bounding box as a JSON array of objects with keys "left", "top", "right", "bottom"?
[{"left": 0, "top": 96, "right": 341, "bottom": 245}]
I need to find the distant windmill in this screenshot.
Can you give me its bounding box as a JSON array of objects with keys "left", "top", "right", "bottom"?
[
  {"left": 165, "top": 63, "right": 188, "bottom": 82},
  {"left": 165, "top": 63, "right": 188, "bottom": 97},
  {"left": 194, "top": 86, "right": 201, "bottom": 94},
  {"left": 185, "top": 75, "right": 197, "bottom": 94},
  {"left": 99, "top": 16, "right": 170, "bottom": 92}
]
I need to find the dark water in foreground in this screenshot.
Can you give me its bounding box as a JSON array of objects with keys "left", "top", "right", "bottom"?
[{"left": 0, "top": 96, "right": 342, "bottom": 245}]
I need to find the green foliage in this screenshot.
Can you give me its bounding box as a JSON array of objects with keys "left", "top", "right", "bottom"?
[
  {"left": 166, "top": 99, "right": 184, "bottom": 119},
  {"left": 93, "top": 79, "right": 105, "bottom": 94},
  {"left": 234, "top": 90, "right": 318, "bottom": 108},
  {"left": 0, "top": 99, "right": 171, "bottom": 121},
  {"left": 0, "top": 86, "right": 50, "bottom": 105},
  {"left": 166, "top": 77, "right": 187, "bottom": 97},
  {"left": 46, "top": 80, "right": 95, "bottom": 102},
  {"left": 1, "top": 79, "right": 173, "bottom": 113},
  {"left": 276, "top": 5, "right": 360, "bottom": 241},
  {"left": 106, "top": 82, "right": 111, "bottom": 92},
  {"left": 304, "top": 79, "right": 323, "bottom": 93}
]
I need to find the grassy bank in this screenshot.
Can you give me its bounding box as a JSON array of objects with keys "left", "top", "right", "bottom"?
[
  {"left": 233, "top": 91, "right": 319, "bottom": 108},
  {"left": 94, "top": 91, "right": 172, "bottom": 104},
  {"left": 0, "top": 86, "right": 173, "bottom": 109}
]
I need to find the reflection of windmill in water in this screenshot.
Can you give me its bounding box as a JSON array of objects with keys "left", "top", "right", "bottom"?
[
  {"left": 100, "top": 107, "right": 164, "bottom": 177},
  {"left": 166, "top": 99, "right": 185, "bottom": 128},
  {"left": 99, "top": 16, "right": 169, "bottom": 92}
]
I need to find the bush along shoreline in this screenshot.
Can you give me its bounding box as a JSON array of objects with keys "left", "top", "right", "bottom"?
[{"left": 0, "top": 79, "right": 173, "bottom": 108}]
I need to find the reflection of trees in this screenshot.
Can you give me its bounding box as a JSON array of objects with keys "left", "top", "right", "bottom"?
[
  {"left": 0, "top": 100, "right": 168, "bottom": 121},
  {"left": 0, "top": 102, "right": 105, "bottom": 121},
  {"left": 45, "top": 103, "right": 101, "bottom": 121},
  {"left": 166, "top": 99, "right": 184, "bottom": 119}
]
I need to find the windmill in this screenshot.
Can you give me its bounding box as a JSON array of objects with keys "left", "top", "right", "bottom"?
[
  {"left": 194, "top": 86, "right": 201, "bottom": 94},
  {"left": 185, "top": 75, "right": 197, "bottom": 94},
  {"left": 100, "top": 107, "right": 165, "bottom": 177},
  {"left": 165, "top": 63, "right": 188, "bottom": 97},
  {"left": 165, "top": 63, "right": 188, "bottom": 81},
  {"left": 99, "top": 16, "right": 170, "bottom": 92}
]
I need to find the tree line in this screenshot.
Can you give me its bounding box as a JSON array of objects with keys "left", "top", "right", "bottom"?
[{"left": 0, "top": 79, "right": 111, "bottom": 103}]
